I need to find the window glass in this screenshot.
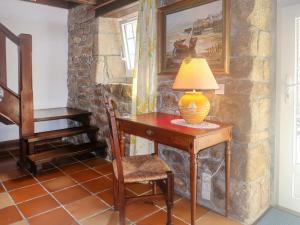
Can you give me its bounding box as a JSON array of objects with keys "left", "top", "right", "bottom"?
[{"left": 121, "top": 18, "right": 137, "bottom": 73}]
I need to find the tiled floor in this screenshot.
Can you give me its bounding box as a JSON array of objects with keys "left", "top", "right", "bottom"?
[{"left": 0, "top": 149, "right": 242, "bottom": 225}]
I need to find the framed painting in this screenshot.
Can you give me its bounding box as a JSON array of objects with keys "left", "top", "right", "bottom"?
[{"left": 157, "top": 0, "right": 230, "bottom": 75}]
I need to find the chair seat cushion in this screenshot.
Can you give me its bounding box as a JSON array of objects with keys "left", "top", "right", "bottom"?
[{"left": 113, "top": 155, "right": 171, "bottom": 183}]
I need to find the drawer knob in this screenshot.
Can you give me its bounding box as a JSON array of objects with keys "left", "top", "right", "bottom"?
[{"left": 146, "top": 129, "right": 154, "bottom": 136}]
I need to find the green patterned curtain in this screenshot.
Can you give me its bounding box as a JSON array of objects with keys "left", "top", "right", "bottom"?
[{"left": 130, "top": 0, "right": 157, "bottom": 155}]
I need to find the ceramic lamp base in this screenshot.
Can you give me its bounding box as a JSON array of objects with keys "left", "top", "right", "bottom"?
[{"left": 178, "top": 91, "right": 210, "bottom": 124}]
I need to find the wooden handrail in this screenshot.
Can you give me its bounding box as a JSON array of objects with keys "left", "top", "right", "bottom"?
[
  {"left": 0, "top": 84, "right": 20, "bottom": 125},
  {"left": 0, "top": 81, "right": 20, "bottom": 99},
  {"left": 0, "top": 23, "right": 20, "bottom": 45},
  {"left": 0, "top": 23, "right": 34, "bottom": 167}
]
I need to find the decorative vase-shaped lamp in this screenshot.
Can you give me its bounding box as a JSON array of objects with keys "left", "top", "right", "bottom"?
[{"left": 172, "top": 58, "right": 219, "bottom": 124}]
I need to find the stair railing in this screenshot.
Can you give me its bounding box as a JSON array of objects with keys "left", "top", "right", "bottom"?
[{"left": 0, "top": 23, "right": 34, "bottom": 165}]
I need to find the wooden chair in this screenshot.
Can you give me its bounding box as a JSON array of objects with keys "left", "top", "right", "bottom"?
[{"left": 104, "top": 98, "right": 174, "bottom": 225}]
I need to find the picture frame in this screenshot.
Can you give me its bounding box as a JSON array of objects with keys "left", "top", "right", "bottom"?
[{"left": 157, "top": 0, "right": 230, "bottom": 75}]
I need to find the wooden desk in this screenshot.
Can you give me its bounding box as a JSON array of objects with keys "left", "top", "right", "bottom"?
[{"left": 117, "top": 112, "right": 233, "bottom": 225}]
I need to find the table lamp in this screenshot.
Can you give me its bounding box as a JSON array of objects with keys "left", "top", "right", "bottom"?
[{"left": 172, "top": 58, "right": 219, "bottom": 124}]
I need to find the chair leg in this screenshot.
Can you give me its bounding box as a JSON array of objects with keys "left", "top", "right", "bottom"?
[
  {"left": 118, "top": 182, "right": 126, "bottom": 225},
  {"left": 166, "top": 171, "right": 174, "bottom": 225},
  {"left": 113, "top": 175, "right": 119, "bottom": 211},
  {"left": 152, "top": 181, "right": 157, "bottom": 195}
]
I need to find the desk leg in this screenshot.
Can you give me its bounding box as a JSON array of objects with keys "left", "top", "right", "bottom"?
[
  {"left": 225, "top": 140, "right": 231, "bottom": 216},
  {"left": 154, "top": 141, "right": 158, "bottom": 155},
  {"left": 153, "top": 141, "right": 158, "bottom": 195},
  {"left": 190, "top": 152, "right": 197, "bottom": 225}
]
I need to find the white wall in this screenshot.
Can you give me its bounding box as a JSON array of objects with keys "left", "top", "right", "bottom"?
[{"left": 0, "top": 0, "right": 69, "bottom": 141}]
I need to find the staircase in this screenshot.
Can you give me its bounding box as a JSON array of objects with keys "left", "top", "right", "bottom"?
[{"left": 0, "top": 23, "right": 106, "bottom": 174}]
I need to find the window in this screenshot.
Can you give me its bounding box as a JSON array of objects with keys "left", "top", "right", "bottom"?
[
  {"left": 296, "top": 17, "right": 300, "bottom": 164},
  {"left": 121, "top": 18, "right": 137, "bottom": 75}
]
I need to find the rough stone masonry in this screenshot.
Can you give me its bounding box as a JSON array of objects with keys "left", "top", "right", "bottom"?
[{"left": 67, "top": 0, "right": 274, "bottom": 224}]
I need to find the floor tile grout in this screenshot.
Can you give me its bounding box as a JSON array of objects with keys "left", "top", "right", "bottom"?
[
  {"left": 48, "top": 159, "right": 118, "bottom": 224},
  {"left": 30, "top": 173, "right": 81, "bottom": 224},
  {"left": 1, "top": 176, "right": 29, "bottom": 223},
  {"left": 0, "top": 153, "right": 240, "bottom": 225}
]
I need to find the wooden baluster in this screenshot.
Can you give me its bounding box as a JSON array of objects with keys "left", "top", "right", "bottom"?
[
  {"left": 18, "top": 34, "right": 34, "bottom": 166},
  {"left": 0, "top": 32, "right": 7, "bottom": 84}
]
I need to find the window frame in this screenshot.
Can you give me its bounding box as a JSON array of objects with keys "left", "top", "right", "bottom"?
[{"left": 120, "top": 16, "right": 138, "bottom": 77}]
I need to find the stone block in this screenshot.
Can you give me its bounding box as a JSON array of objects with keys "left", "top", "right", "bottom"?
[
  {"left": 106, "top": 56, "right": 126, "bottom": 80},
  {"left": 258, "top": 31, "right": 272, "bottom": 57},
  {"left": 251, "top": 83, "right": 271, "bottom": 97},
  {"left": 98, "top": 34, "right": 123, "bottom": 55},
  {"left": 226, "top": 79, "right": 253, "bottom": 95},
  {"left": 248, "top": 0, "right": 272, "bottom": 30},
  {"left": 230, "top": 56, "right": 254, "bottom": 78},
  {"left": 157, "top": 92, "right": 179, "bottom": 112},
  {"left": 231, "top": 0, "right": 255, "bottom": 28},
  {"left": 98, "top": 17, "right": 120, "bottom": 34},
  {"left": 94, "top": 56, "right": 109, "bottom": 84},
  {"left": 263, "top": 60, "right": 271, "bottom": 82},
  {"left": 231, "top": 27, "right": 259, "bottom": 57},
  {"left": 121, "top": 84, "right": 132, "bottom": 101},
  {"left": 251, "top": 98, "right": 271, "bottom": 132},
  {"left": 216, "top": 95, "right": 252, "bottom": 134},
  {"left": 233, "top": 130, "right": 270, "bottom": 145},
  {"left": 231, "top": 141, "right": 270, "bottom": 182}
]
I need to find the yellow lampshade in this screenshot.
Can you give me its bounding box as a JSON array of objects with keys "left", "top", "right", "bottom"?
[
  {"left": 172, "top": 58, "right": 219, "bottom": 90},
  {"left": 172, "top": 58, "right": 219, "bottom": 124}
]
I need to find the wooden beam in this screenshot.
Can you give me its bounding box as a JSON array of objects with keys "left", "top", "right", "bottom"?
[
  {"left": 20, "top": 0, "right": 76, "bottom": 9},
  {"left": 95, "top": 0, "right": 138, "bottom": 17},
  {"left": 66, "top": 0, "right": 97, "bottom": 5},
  {"left": 102, "top": 1, "right": 138, "bottom": 18},
  {"left": 0, "top": 33, "right": 7, "bottom": 84},
  {"left": 92, "top": 0, "right": 116, "bottom": 10}
]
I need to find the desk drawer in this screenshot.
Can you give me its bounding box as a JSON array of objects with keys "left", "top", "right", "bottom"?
[{"left": 118, "top": 120, "right": 192, "bottom": 150}]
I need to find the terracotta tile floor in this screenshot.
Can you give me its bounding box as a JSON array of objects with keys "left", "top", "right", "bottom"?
[{"left": 0, "top": 150, "right": 242, "bottom": 225}]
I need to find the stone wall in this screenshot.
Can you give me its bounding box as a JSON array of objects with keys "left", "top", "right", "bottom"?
[
  {"left": 67, "top": 1, "right": 274, "bottom": 224},
  {"left": 96, "top": 17, "right": 127, "bottom": 84},
  {"left": 157, "top": 0, "right": 274, "bottom": 224},
  {"left": 68, "top": 6, "right": 132, "bottom": 159}
]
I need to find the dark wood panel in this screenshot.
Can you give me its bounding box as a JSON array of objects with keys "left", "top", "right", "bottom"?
[
  {"left": 95, "top": 0, "right": 138, "bottom": 17},
  {"left": 101, "top": 1, "right": 138, "bottom": 18},
  {"left": 67, "top": 0, "right": 97, "bottom": 5},
  {"left": 0, "top": 33, "right": 7, "bottom": 84},
  {"left": 26, "top": 126, "right": 98, "bottom": 143},
  {"left": 0, "top": 139, "right": 20, "bottom": 152},
  {"left": 20, "top": 0, "right": 76, "bottom": 9},
  {"left": 34, "top": 107, "right": 91, "bottom": 122},
  {"left": 28, "top": 142, "right": 105, "bottom": 164},
  {"left": 118, "top": 119, "right": 193, "bottom": 150}
]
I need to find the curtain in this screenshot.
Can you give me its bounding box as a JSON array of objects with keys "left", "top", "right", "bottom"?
[{"left": 130, "top": 0, "right": 157, "bottom": 155}]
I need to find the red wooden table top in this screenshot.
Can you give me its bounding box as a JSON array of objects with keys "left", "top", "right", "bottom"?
[{"left": 117, "top": 112, "right": 233, "bottom": 138}]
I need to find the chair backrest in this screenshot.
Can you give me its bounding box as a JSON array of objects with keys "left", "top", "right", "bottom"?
[{"left": 104, "top": 98, "right": 124, "bottom": 181}]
